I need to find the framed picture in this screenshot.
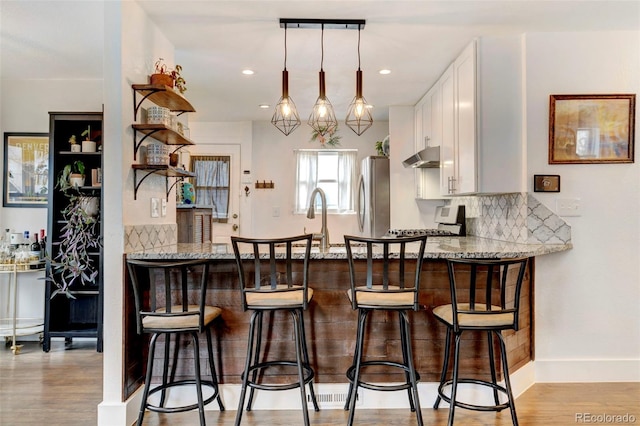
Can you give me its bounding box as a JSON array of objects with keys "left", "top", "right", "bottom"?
[
  {"left": 3, "top": 132, "right": 50, "bottom": 207},
  {"left": 549, "top": 94, "right": 635, "bottom": 164},
  {"left": 533, "top": 174, "right": 560, "bottom": 192}
]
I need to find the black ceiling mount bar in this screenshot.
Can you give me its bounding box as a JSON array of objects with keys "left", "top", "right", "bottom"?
[{"left": 279, "top": 18, "right": 365, "bottom": 30}]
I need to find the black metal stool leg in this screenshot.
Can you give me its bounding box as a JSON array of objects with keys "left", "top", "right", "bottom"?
[
  {"left": 206, "top": 327, "right": 225, "bottom": 411},
  {"left": 434, "top": 327, "right": 453, "bottom": 409},
  {"left": 347, "top": 309, "right": 368, "bottom": 426},
  {"left": 400, "top": 311, "right": 423, "bottom": 426},
  {"left": 235, "top": 310, "right": 259, "bottom": 426},
  {"left": 344, "top": 308, "right": 364, "bottom": 411},
  {"left": 497, "top": 331, "right": 519, "bottom": 426},
  {"left": 399, "top": 311, "right": 416, "bottom": 412},
  {"left": 291, "top": 310, "right": 311, "bottom": 426},
  {"left": 158, "top": 334, "right": 173, "bottom": 407},
  {"left": 487, "top": 330, "right": 500, "bottom": 406},
  {"left": 189, "top": 332, "right": 206, "bottom": 426},
  {"left": 298, "top": 310, "right": 319, "bottom": 411},
  {"left": 447, "top": 332, "right": 463, "bottom": 426},
  {"left": 246, "top": 311, "right": 264, "bottom": 411},
  {"left": 138, "top": 333, "right": 159, "bottom": 426}
]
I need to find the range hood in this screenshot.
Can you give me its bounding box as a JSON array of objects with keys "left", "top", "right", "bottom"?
[{"left": 402, "top": 146, "right": 440, "bottom": 168}]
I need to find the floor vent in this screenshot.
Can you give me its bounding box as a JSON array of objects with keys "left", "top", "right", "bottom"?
[{"left": 308, "top": 392, "right": 359, "bottom": 407}]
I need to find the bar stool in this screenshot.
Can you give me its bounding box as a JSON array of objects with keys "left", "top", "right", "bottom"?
[
  {"left": 126, "top": 259, "right": 225, "bottom": 426},
  {"left": 343, "top": 234, "right": 428, "bottom": 426},
  {"left": 432, "top": 257, "right": 529, "bottom": 426},
  {"left": 231, "top": 234, "right": 319, "bottom": 426}
]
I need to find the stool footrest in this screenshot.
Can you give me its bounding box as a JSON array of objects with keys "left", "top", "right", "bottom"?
[
  {"left": 346, "top": 360, "right": 421, "bottom": 393},
  {"left": 146, "top": 379, "right": 220, "bottom": 414},
  {"left": 437, "top": 378, "right": 511, "bottom": 412},
  {"left": 244, "top": 360, "right": 315, "bottom": 392}
]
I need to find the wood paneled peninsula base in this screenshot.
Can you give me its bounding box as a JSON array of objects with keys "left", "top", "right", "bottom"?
[{"left": 123, "top": 237, "right": 570, "bottom": 400}]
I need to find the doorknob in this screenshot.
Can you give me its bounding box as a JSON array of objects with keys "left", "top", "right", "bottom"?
[{"left": 232, "top": 224, "right": 239, "bottom": 231}]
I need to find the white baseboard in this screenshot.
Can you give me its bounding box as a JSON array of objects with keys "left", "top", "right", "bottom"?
[
  {"left": 535, "top": 359, "right": 640, "bottom": 382},
  {"left": 100, "top": 359, "right": 640, "bottom": 424},
  {"left": 201, "top": 362, "right": 535, "bottom": 412}
]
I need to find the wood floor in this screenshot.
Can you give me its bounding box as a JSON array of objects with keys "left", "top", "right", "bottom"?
[{"left": 1, "top": 341, "right": 639, "bottom": 425}]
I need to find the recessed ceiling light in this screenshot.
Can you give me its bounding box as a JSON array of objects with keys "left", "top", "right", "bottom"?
[
  {"left": 379, "top": 69, "right": 391, "bottom": 75},
  {"left": 259, "top": 104, "right": 270, "bottom": 109},
  {"left": 242, "top": 69, "right": 255, "bottom": 75}
]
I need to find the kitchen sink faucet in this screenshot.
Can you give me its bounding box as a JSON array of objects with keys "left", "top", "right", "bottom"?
[{"left": 306, "top": 187, "right": 329, "bottom": 253}]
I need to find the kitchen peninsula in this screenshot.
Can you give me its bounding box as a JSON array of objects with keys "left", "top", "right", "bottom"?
[{"left": 123, "top": 235, "right": 571, "bottom": 400}]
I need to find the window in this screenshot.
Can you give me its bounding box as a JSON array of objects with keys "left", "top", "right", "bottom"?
[
  {"left": 189, "top": 155, "right": 230, "bottom": 222},
  {"left": 294, "top": 149, "right": 357, "bottom": 214}
]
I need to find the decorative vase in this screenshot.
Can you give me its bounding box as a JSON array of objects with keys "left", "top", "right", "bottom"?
[
  {"left": 150, "top": 73, "right": 174, "bottom": 87},
  {"left": 82, "top": 140, "right": 96, "bottom": 152},
  {"left": 69, "top": 174, "right": 85, "bottom": 188},
  {"left": 70, "top": 144, "right": 81, "bottom": 152}
]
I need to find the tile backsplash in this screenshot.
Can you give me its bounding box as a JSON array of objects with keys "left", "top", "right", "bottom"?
[
  {"left": 124, "top": 224, "right": 177, "bottom": 253},
  {"left": 449, "top": 193, "right": 571, "bottom": 244},
  {"left": 124, "top": 193, "right": 570, "bottom": 252}
]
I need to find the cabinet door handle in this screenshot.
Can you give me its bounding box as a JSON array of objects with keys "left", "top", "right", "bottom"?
[{"left": 448, "top": 176, "right": 457, "bottom": 194}]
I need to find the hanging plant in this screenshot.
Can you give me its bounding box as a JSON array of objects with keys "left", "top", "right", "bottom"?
[
  {"left": 46, "top": 161, "right": 102, "bottom": 297},
  {"left": 310, "top": 125, "right": 341, "bottom": 147}
]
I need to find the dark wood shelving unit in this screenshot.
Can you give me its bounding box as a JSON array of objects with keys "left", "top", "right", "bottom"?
[{"left": 44, "top": 111, "right": 103, "bottom": 353}]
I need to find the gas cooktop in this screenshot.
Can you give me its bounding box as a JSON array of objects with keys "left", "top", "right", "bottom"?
[{"left": 384, "top": 228, "right": 459, "bottom": 238}]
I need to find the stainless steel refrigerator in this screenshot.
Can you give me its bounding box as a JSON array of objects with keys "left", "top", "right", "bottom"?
[{"left": 357, "top": 156, "right": 390, "bottom": 237}]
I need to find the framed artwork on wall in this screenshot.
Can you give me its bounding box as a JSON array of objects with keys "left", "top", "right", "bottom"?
[
  {"left": 549, "top": 94, "right": 635, "bottom": 164},
  {"left": 3, "top": 132, "right": 50, "bottom": 207}
]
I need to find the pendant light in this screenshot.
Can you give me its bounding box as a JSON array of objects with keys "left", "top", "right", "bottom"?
[
  {"left": 271, "top": 23, "right": 301, "bottom": 136},
  {"left": 308, "top": 24, "right": 338, "bottom": 136},
  {"left": 345, "top": 24, "right": 373, "bottom": 136}
]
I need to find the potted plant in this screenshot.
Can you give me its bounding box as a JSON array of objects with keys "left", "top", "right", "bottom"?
[
  {"left": 150, "top": 58, "right": 187, "bottom": 94},
  {"left": 69, "top": 135, "right": 81, "bottom": 152},
  {"left": 310, "top": 125, "right": 341, "bottom": 147},
  {"left": 48, "top": 160, "right": 101, "bottom": 296},
  {"left": 81, "top": 125, "right": 96, "bottom": 152},
  {"left": 60, "top": 160, "right": 86, "bottom": 189}
]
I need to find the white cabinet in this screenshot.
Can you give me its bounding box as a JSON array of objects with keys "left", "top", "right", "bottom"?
[
  {"left": 415, "top": 36, "right": 524, "bottom": 198},
  {"left": 414, "top": 81, "right": 442, "bottom": 199}
]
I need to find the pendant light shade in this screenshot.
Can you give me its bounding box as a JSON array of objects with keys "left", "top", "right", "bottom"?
[
  {"left": 308, "top": 25, "right": 338, "bottom": 136},
  {"left": 271, "top": 25, "right": 301, "bottom": 136},
  {"left": 345, "top": 26, "right": 373, "bottom": 135}
]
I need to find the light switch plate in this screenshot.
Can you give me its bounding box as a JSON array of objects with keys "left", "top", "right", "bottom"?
[
  {"left": 151, "top": 198, "right": 160, "bottom": 218},
  {"left": 161, "top": 199, "right": 167, "bottom": 217}
]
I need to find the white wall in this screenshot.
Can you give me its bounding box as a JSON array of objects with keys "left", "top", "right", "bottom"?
[
  {"left": 524, "top": 31, "right": 640, "bottom": 381},
  {"left": 100, "top": 2, "right": 178, "bottom": 424}
]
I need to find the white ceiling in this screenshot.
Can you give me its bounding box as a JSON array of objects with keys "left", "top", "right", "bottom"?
[{"left": 2, "top": 1, "right": 639, "bottom": 123}]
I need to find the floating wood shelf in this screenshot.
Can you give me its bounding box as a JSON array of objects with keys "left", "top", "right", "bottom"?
[
  {"left": 131, "top": 165, "right": 195, "bottom": 200},
  {"left": 132, "top": 84, "right": 195, "bottom": 120}
]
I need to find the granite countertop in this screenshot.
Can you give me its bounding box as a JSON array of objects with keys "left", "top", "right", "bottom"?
[{"left": 126, "top": 236, "right": 572, "bottom": 260}]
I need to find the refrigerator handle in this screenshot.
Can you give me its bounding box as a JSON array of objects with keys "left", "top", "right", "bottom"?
[{"left": 357, "top": 174, "right": 365, "bottom": 232}]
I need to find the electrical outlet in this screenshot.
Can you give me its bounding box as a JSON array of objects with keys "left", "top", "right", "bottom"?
[
  {"left": 161, "top": 199, "right": 167, "bottom": 217},
  {"left": 150, "top": 198, "right": 160, "bottom": 218},
  {"left": 556, "top": 198, "right": 581, "bottom": 217}
]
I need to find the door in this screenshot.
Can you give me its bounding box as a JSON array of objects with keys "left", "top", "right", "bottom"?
[{"left": 188, "top": 144, "right": 240, "bottom": 243}]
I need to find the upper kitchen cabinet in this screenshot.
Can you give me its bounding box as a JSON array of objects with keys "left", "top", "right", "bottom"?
[
  {"left": 414, "top": 36, "right": 524, "bottom": 198},
  {"left": 413, "top": 81, "right": 442, "bottom": 199}
]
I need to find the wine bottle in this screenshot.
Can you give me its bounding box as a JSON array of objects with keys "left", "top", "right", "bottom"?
[{"left": 29, "top": 234, "right": 41, "bottom": 265}]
